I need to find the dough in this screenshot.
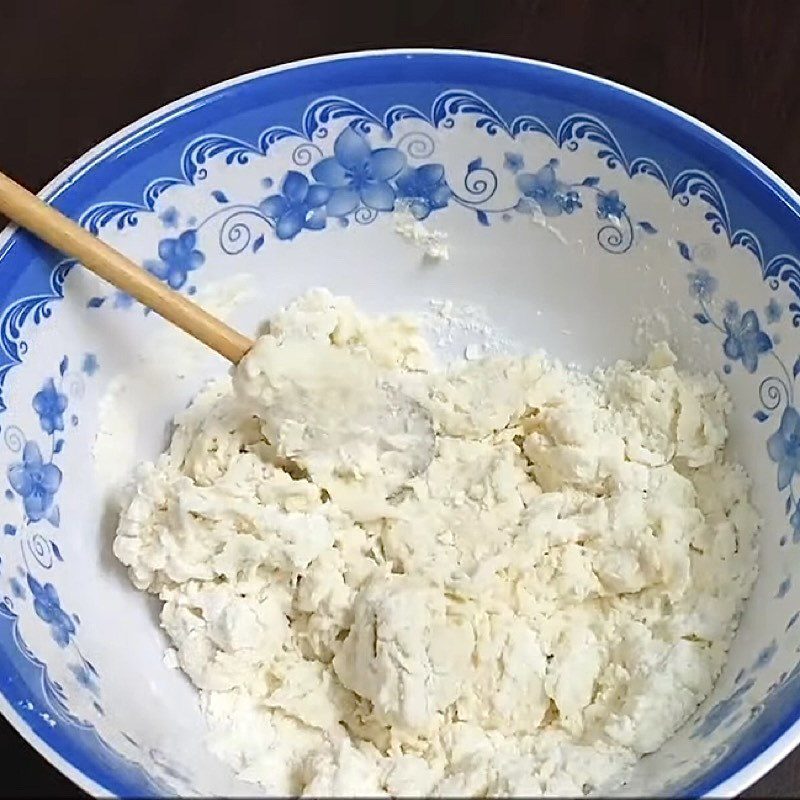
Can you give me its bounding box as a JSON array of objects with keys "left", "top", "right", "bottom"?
[{"left": 113, "top": 290, "right": 758, "bottom": 797}]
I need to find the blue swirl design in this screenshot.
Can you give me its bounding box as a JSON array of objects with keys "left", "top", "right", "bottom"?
[
  {"left": 761, "top": 256, "right": 800, "bottom": 325},
  {"left": 0, "top": 260, "right": 73, "bottom": 412},
  {"left": 383, "top": 103, "right": 430, "bottom": 129},
  {"left": 431, "top": 90, "right": 511, "bottom": 136},
  {"left": 729, "top": 229, "right": 762, "bottom": 264},
  {"left": 509, "top": 115, "right": 557, "bottom": 141},
  {"left": 181, "top": 135, "right": 260, "bottom": 182},
  {"left": 764, "top": 254, "right": 800, "bottom": 282},
  {"left": 453, "top": 157, "right": 498, "bottom": 205},
  {"left": 395, "top": 131, "right": 436, "bottom": 160},
  {"left": 302, "top": 95, "right": 383, "bottom": 140},
  {"left": 217, "top": 209, "right": 274, "bottom": 255},
  {"left": 557, "top": 114, "right": 630, "bottom": 171},
  {"left": 71, "top": 89, "right": 800, "bottom": 313},
  {"left": 667, "top": 173, "right": 800, "bottom": 289},
  {"left": 629, "top": 157, "right": 668, "bottom": 184},
  {"left": 671, "top": 170, "right": 732, "bottom": 239},
  {"left": 80, "top": 204, "right": 141, "bottom": 236},
  {"left": 257, "top": 125, "right": 305, "bottom": 153},
  {"left": 143, "top": 177, "right": 184, "bottom": 208}
]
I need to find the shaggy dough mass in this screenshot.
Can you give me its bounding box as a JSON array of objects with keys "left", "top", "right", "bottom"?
[{"left": 113, "top": 290, "right": 758, "bottom": 797}]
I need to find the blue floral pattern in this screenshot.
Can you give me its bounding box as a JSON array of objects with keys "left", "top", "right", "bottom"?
[
  {"left": 395, "top": 164, "right": 451, "bottom": 220},
  {"left": 259, "top": 171, "right": 329, "bottom": 239},
  {"left": 688, "top": 268, "right": 719, "bottom": 301},
  {"left": 766, "top": 298, "right": 783, "bottom": 323},
  {"left": 144, "top": 230, "right": 204, "bottom": 289},
  {"left": 685, "top": 243, "right": 800, "bottom": 557},
  {"left": 1, "top": 355, "right": 100, "bottom": 731},
  {"left": 32, "top": 379, "right": 67, "bottom": 435},
  {"left": 81, "top": 353, "right": 99, "bottom": 376},
  {"left": 724, "top": 299, "right": 741, "bottom": 321},
  {"left": 311, "top": 126, "right": 406, "bottom": 216},
  {"left": 516, "top": 159, "right": 581, "bottom": 217},
  {"left": 596, "top": 189, "right": 626, "bottom": 220},
  {"left": 503, "top": 152, "right": 524, "bottom": 173},
  {"left": 723, "top": 309, "right": 773, "bottom": 374},
  {"left": 28, "top": 575, "right": 75, "bottom": 648},
  {"left": 8, "top": 442, "right": 61, "bottom": 525},
  {"left": 85, "top": 124, "right": 662, "bottom": 309},
  {"left": 158, "top": 207, "right": 179, "bottom": 229},
  {"left": 768, "top": 407, "right": 800, "bottom": 490}
]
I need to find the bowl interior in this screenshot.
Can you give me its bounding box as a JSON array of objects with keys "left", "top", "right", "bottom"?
[{"left": 1, "top": 51, "right": 799, "bottom": 797}]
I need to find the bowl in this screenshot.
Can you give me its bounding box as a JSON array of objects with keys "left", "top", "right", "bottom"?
[{"left": 1, "top": 49, "right": 799, "bottom": 797}]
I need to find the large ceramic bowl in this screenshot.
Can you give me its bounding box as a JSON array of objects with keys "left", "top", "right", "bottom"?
[{"left": 1, "top": 49, "right": 800, "bottom": 797}]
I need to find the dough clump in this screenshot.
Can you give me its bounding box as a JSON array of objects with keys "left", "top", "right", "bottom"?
[{"left": 114, "top": 290, "right": 758, "bottom": 796}]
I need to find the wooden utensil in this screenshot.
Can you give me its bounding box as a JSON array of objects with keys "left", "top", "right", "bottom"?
[{"left": 0, "top": 170, "right": 254, "bottom": 363}]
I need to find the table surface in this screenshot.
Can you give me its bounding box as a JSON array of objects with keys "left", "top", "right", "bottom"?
[{"left": 2, "top": 0, "right": 800, "bottom": 796}]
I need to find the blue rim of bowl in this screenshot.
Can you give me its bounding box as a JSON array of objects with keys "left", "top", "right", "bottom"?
[{"left": 0, "top": 48, "right": 799, "bottom": 798}]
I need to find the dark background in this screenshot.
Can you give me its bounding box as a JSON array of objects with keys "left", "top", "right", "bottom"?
[{"left": 1, "top": 0, "right": 799, "bottom": 796}]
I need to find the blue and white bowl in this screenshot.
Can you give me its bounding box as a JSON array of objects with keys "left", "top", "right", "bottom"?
[{"left": 1, "top": 50, "right": 800, "bottom": 797}]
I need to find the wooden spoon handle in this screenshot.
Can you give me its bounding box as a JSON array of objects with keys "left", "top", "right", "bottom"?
[{"left": 0, "top": 170, "right": 254, "bottom": 364}]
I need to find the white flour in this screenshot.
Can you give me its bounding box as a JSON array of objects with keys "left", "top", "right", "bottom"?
[
  {"left": 393, "top": 206, "right": 450, "bottom": 261},
  {"left": 112, "top": 290, "right": 758, "bottom": 797}
]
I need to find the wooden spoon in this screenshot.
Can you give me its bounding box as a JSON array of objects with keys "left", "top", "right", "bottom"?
[{"left": 0, "top": 170, "right": 253, "bottom": 363}]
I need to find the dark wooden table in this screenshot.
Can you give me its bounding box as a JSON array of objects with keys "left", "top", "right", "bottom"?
[{"left": 1, "top": 1, "right": 799, "bottom": 796}]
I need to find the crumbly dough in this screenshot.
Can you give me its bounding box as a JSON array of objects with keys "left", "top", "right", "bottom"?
[
  {"left": 113, "top": 290, "right": 758, "bottom": 797},
  {"left": 393, "top": 206, "right": 450, "bottom": 260}
]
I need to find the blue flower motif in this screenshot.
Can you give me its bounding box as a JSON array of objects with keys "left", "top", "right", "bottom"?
[
  {"left": 504, "top": 152, "right": 524, "bottom": 173},
  {"left": 723, "top": 308, "right": 772, "bottom": 373},
  {"left": 32, "top": 378, "right": 67, "bottom": 435},
  {"left": 516, "top": 159, "right": 580, "bottom": 217},
  {"left": 81, "top": 353, "right": 99, "bottom": 376},
  {"left": 7, "top": 441, "right": 61, "bottom": 524},
  {"left": 27, "top": 574, "right": 75, "bottom": 647},
  {"left": 766, "top": 297, "right": 783, "bottom": 323},
  {"left": 259, "top": 171, "right": 330, "bottom": 240},
  {"left": 723, "top": 299, "right": 740, "bottom": 322},
  {"left": 560, "top": 190, "right": 582, "bottom": 214},
  {"left": 158, "top": 207, "right": 179, "bottom": 228},
  {"left": 687, "top": 268, "right": 718, "bottom": 301},
  {"left": 395, "top": 164, "right": 451, "bottom": 220},
  {"left": 144, "top": 230, "right": 204, "bottom": 289},
  {"left": 769, "top": 406, "right": 800, "bottom": 490},
  {"left": 596, "top": 190, "right": 626, "bottom": 219},
  {"left": 113, "top": 292, "right": 134, "bottom": 309},
  {"left": 311, "top": 127, "right": 406, "bottom": 216}
]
